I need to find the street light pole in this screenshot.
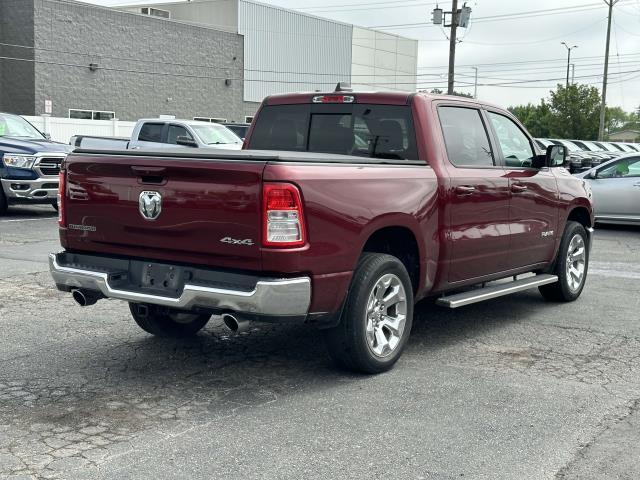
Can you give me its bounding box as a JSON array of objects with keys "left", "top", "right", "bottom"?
[
  {"left": 561, "top": 42, "right": 578, "bottom": 88},
  {"left": 571, "top": 63, "right": 575, "bottom": 84}
]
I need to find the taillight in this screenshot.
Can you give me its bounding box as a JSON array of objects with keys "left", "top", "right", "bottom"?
[
  {"left": 312, "top": 94, "right": 355, "bottom": 103},
  {"left": 58, "top": 169, "right": 66, "bottom": 227},
  {"left": 262, "top": 183, "right": 306, "bottom": 247}
]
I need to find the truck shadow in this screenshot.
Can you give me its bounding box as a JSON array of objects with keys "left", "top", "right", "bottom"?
[{"left": 88, "top": 288, "right": 548, "bottom": 384}]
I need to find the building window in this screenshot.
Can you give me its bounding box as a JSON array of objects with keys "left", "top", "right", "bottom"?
[
  {"left": 193, "top": 117, "right": 227, "bottom": 123},
  {"left": 244, "top": 116, "right": 254, "bottom": 124},
  {"left": 69, "top": 109, "right": 115, "bottom": 120}
]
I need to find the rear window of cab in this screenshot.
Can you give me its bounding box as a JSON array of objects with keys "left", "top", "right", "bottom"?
[{"left": 248, "top": 104, "right": 418, "bottom": 161}]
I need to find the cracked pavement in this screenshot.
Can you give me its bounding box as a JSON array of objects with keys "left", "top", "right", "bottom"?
[{"left": 1, "top": 205, "right": 640, "bottom": 479}]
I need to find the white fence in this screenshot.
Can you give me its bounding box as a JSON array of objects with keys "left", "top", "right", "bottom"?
[{"left": 23, "top": 116, "right": 137, "bottom": 144}]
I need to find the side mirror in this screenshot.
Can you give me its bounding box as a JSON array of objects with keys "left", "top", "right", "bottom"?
[
  {"left": 545, "top": 144, "right": 566, "bottom": 168},
  {"left": 176, "top": 135, "right": 197, "bottom": 147},
  {"left": 587, "top": 169, "right": 597, "bottom": 179},
  {"left": 44, "top": 133, "right": 51, "bottom": 140}
]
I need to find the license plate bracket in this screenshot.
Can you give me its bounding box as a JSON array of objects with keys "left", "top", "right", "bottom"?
[{"left": 137, "top": 262, "right": 184, "bottom": 294}]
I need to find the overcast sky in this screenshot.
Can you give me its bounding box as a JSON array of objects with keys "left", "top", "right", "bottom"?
[{"left": 85, "top": 0, "right": 640, "bottom": 111}]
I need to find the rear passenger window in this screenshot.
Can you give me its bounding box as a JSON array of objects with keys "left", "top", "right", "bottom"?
[
  {"left": 138, "top": 123, "right": 163, "bottom": 143},
  {"left": 438, "top": 107, "right": 494, "bottom": 167}
]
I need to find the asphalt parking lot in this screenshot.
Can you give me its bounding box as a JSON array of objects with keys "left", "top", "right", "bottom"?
[{"left": 1, "top": 205, "right": 640, "bottom": 480}]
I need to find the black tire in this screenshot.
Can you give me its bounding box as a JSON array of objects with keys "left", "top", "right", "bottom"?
[
  {"left": 0, "top": 188, "right": 7, "bottom": 215},
  {"left": 51, "top": 201, "right": 59, "bottom": 212},
  {"left": 129, "top": 303, "right": 211, "bottom": 338},
  {"left": 539, "top": 221, "right": 589, "bottom": 302},
  {"left": 323, "top": 253, "right": 414, "bottom": 374}
]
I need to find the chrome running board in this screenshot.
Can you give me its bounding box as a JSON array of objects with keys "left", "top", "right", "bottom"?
[{"left": 436, "top": 274, "right": 558, "bottom": 309}]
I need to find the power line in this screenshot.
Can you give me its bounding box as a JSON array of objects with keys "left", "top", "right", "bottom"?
[
  {"left": 416, "top": 52, "right": 640, "bottom": 69},
  {"left": 4, "top": 54, "right": 640, "bottom": 89},
  {"left": 299, "top": 1, "right": 434, "bottom": 14},
  {"left": 368, "top": 2, "right": 627, "bottom": 29},
  {"left": 298, "top": 0, "right": 436, "bottom": 10}
]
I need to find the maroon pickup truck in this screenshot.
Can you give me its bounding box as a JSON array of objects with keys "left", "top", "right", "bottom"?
[{"left": 50, "top": 89, "right": 594, "bottom": 373}]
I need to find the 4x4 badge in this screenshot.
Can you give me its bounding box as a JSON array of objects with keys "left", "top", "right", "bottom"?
[
  {"left": 220, "top": 237, "right": 254, "bottom": 246},
  {"left": 139, "top": 191, "right": 162, "bottom": 220}
]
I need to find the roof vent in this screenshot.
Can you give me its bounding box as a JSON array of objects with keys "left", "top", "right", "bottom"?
[
  {"left": 139, "top": 7, "right": 171, "bottom": 19},
  {"left": 334, "top": 82, "right": 352, "bottom": 92}
]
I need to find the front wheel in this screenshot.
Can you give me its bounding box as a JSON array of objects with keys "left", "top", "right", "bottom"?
[
  {"left": 324, "top": 253, "right": 414, "bottom": 374},
  {"left": 539, "top": 221, "right": 589, "bottom": 302},
  {"left": 129, "top": 303, "right": 211, "bottom": 337}
]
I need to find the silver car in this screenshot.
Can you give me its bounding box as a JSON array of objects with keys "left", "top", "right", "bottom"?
[{"left": 576, "top": 153, "right": 640, "bottom": 225}]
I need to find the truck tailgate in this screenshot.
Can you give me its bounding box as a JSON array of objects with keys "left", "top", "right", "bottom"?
[{"left": 63, "top": 153, "right": 266, "bottom": 270}]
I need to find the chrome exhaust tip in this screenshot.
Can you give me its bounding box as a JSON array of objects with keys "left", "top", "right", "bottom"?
[
  {"left": 221, "top": 313, "right": 251, "bottom": 333},
  {"left": 71, "top": 289, "right": 100, "bottom": 307}
]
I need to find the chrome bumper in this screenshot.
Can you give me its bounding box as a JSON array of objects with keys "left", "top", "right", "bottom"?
[
  {"left": 49, "top": 253, "right": 311, "bottom": 316},
  {"left": 1, "top": 177, "right": 58, "bottom": 200}
]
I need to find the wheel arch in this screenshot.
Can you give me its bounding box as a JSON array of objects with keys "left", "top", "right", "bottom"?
[
  {"left": 566, "top": 204, "right": 593, "bottom": 229},
  {"left": 358, "top": 219, "right": 424, "bottom": 295}
]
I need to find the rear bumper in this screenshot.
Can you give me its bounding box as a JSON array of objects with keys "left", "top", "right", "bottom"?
[
  {"left": 49, "top": 252, "right": 311, "bottom": 316},
  {"left": 2, "top": 177, "right": 58, "bottom": 202}
]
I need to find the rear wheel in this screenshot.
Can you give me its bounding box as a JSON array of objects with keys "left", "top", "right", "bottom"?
[
  {"left": 539, "top": 221, "right": 589, "bottom": 302},
  {"left": 323, "top": 253, "right": 414, "bottom": 374},
  {"left": 51, "top": 201, "right": 58, "bottom": 212},
  {"left": 129, "top": 303, "right": 211, "bottom": 337}
]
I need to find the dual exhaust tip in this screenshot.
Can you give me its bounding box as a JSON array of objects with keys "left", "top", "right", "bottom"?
[
  {"left": 71, "top": 289, "right": 251, "bottom": 334},
  {"left": 221, "top": 313, "right": 251, "bottom": 333},
  {"left": 71, "top": 289, "right": 101, "bottom": 307}
]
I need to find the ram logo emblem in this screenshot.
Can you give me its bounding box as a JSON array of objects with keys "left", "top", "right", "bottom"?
[{"left": 139, "top": 191, "right": 162, "bottom": 220}]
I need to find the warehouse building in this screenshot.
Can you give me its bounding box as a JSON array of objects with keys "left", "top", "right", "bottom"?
[
  {"left": 120, "top": 0, "right": 419, "bottom": 120},
  {"left": 0, "top": 0, "right": 245, "bottom": 121},
  {"left": 1, "top": 0, "right": 418, "bottom": 123}
]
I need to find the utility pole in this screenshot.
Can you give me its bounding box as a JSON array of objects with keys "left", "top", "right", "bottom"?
[
  {"left": 447, "top": 0, "right": 458, "bottom": 95},
  {"left": 561, "top": 42, "right": 578, "bottom": 89},
  {"left": 599, "top": 0, "right": 619, "bottom": 141},
  {"left": 472, "top": 66, "right": 478, "bottom": 98},
  {"left": 432, "top": 2, "right": 471, "bottom": 95}
]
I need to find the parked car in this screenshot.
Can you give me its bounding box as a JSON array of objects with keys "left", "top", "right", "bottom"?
[
  {"left": 568, "top": 140, "right": 616, "bottom": 166},
  {"left": 71, "top": 119, "right": 243, "bottom": 150},
  {"left": 0, "top": 112, "right": 71, "bottom": 214},
  {"left": 50, "top": 89, "right": 594, "bottom": 373},
  {"left": 576, "top": 153, "right": 640, "bottom": 225},
  {"left": 609, "top": 142, "right": 637, "bottom": 153},
  {"left": 222, "top": 122, "right": 250, "bottom": 140},
  {"left": 537, "top": 138, "right": 588, "bottom": 173}
]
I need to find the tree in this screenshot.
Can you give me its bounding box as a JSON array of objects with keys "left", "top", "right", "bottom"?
[
  {"left": 425, "top": 88, "right": 473, "bottom": 98},
  {"left": 548, "top": 84, "right": 601, "bottom": 140},
  {"left": 605, "top": 106, "right": 629, "bottom": 135},
  {"left": 509, "top": 102, "right": 552, "bottom": 138}
]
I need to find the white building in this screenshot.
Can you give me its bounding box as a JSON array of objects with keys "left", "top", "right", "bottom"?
[{"left": 119, "top": 0, "right": 418, "bottom": 119}]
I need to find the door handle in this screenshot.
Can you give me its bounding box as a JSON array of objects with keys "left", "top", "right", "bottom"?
[
  {"left": 455, "top": 185, "right": 476, "bottom": 195},
  {"left": 633, "top": 182, "right": 640, "bottom": 188},
  {"left": 511, "top": 184, "right": 528, "bottom": 193}
]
